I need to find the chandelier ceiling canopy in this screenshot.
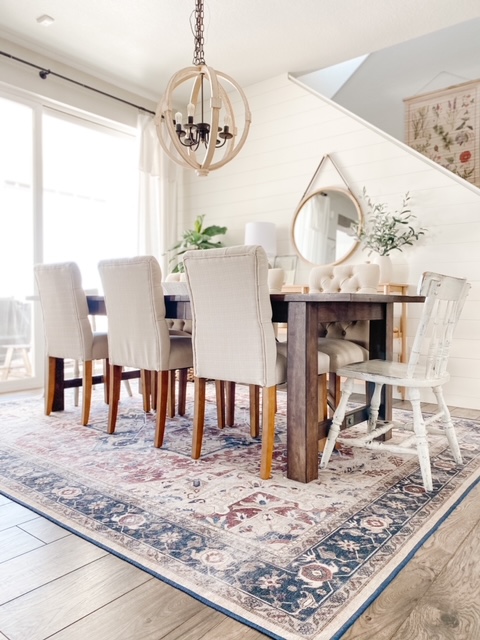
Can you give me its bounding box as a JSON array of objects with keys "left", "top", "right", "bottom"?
[{"left": 155, "top": 0, "right": 251, "bottom": 177}]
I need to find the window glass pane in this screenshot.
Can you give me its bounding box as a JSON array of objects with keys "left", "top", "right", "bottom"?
[
  {"left": 42, "top": 113, "right": 138, "bottom": 291},
  {"left": 0, "top": 97, "right": 35, "bottom": 385},
  {"left": 0, "top": 97, "right": 33, "bottom": 298}
]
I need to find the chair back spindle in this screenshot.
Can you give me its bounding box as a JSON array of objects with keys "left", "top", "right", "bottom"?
[{"left": 407, "top": 272, "right": 470, "bottom": 379}]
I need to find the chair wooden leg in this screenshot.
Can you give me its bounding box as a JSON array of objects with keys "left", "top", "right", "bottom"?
[
  {"left": 21, "top": 347, "right": 32, "bottom": 377},
  {"left": 154, "top": 370, "right": 169, "bottom": 448},
  {"left": 260, "top": 385, "right": 276, "bottom": 480},
  {"left": 249, "top": 384, "right": 260, "bottom": 438},
  {"left": 433, "top": 386, "right": 462, "bottom": 464},
  {"left": 320, "top": 377, "right": 354, "bottom": 468},
  {"left": 107, "top": 364, "right": 123, "bottom": 434},
  {"left": 318, "top": 374, "right": 328, "bottom": 452},
  {"left": 73, "top": 359, "right": 80, "bottom": 407},
  {"left": 192, "top": 377, "right": 206, "bottom": 459},
  {"left": 410, "top": 387, "right": 433, "bottom": 492},
  {"left": 150, "top": 371, "right": 157, "bottom": 410},
  {"left": 226, "top": 381, "right": 235, "bottom": 426},
  {"left": 45, "top": 356, "right": 56, "bottom": 415},
  {"left": 103, "top": 359, "right": 110, "bottom": 404},
  {"left": 167, "top": 370, "right": 176, "bottom": 418},
  {"left": 81, "top": 360, "right": 93, "bottom": 426},
  {"left": 1, "top": 346, "right": 13, "bottom": 380},
  {"left": 141, "top": 370, "right": 152, "bottom": 413},
  {"left": 327, "top": 372, "right": 342, "bottom": 416},
  {"left": 178, "top": 368, "right": 188, "bottom": 416},
  {"left": 215, "top": 380, "right": 226, "bottom": 429}
]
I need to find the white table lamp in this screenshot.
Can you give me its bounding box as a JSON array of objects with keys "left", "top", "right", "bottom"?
[{"left": 244, "top": 221, "right": 277, "bottom": 258}]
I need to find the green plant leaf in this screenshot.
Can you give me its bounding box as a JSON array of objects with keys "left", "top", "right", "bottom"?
[{"left": 167, "top": 215, "right": 228, "bottom": 273}]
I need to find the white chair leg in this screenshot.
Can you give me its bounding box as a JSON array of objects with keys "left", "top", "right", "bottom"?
[
  {"left": 21, "top": 347, "right": 32, "bottom": 376},
  {"left": 368, "top": 383, "right": 383, "bottom": 431},
  {"left": 123, "top": 379, "right": 133, "bottom": 397},
  {"left": 433, "top": 386, "right": 462, "bottom": 464},
  {"left": 320, "top": 377, "right": 354, "bottom": 468},
  {"left": 409, "top": 388, "right": 433, "bottom": 492},
  {"left": 1, "top": 346, "right": 14, "bottom": 380}
]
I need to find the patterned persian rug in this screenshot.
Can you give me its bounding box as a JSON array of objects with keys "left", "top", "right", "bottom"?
[{"left": 1, "top": 384, "right": 479, "bottom": 640}]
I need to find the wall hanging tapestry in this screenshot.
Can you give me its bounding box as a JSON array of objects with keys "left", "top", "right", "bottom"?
[{"left": 404, "top": 78, "right": 480, "bottom": 187}]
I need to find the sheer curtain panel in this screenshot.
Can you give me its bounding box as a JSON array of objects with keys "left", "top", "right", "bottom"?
[{"left": 137, "top": 113, "right": 181, "bottom": 276}]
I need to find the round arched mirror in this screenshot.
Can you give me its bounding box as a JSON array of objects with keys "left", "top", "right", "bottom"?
[{"left": 292, "top": 187, "right": 363, "bottom": 265}]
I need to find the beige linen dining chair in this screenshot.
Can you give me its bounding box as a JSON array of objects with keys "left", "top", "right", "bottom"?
[
  {"left": 320, "top": 271, "right": 470, "bottom": 492},
  {"left": 34, "top": 262, "right": 109, "bottom": 426},
  {"left": 161, "top": 277, "right": 193, "bottom": 418},
  {"left": 72, "top": 288, "right": 133, "bottom": 408},
  {"left": 97, "top": 256, "right": 193, "bottom": 443},
  {"left": 183, "top": 245, "right": 330, "bottom": 480},
  {"left": 221, "top": 265, "right": 287, "bottom": 428},
  {"left": 309, "top": 263, "right": 381, "bottom": 414}
]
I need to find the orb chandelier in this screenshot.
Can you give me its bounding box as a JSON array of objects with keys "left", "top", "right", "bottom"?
[{"left": 155, "top": 0, "right": 251, "bottom": 177}]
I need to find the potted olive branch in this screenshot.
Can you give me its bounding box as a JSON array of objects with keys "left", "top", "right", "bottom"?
[
  {"left": 351, "top": 188, "right": 427, "bottom": 257},
  {"left": 168, "top": 214, "right": 227, "bottom": 273}
]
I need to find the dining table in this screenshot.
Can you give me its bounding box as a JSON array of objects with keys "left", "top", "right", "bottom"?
[{"left": 51, "top": 291, "right": 424, "bottom": 483}]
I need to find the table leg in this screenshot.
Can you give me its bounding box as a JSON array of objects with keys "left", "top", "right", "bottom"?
[
  {"left": 369, "top": 303, "right": 394, "bottom": 423},
  {"left": 286, "top": 301, "right": 319, "bottom": 483}
]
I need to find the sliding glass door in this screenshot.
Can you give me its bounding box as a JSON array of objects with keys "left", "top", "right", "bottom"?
[
  {"left": 0, "top": 96, "right": 38, "bottom": 392},
  {"left": 0, "top": 93, "right": 138, "bottom": 395},
  {"left": 42, "top": 109, "right": 138, "bottom": 292}
]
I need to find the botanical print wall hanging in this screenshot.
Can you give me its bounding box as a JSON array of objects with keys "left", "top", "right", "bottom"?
[{"left": 404, "top": 79, "right": 479, "bottom": 187}]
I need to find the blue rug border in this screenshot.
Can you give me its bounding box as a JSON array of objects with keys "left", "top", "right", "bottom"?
[
  {"left": 0, "top": 487, "right": 283, "bottom": 640},
  {"left": 2, "top": 472, "right": 479, "bottom": 640},
  {"left": 330, "top": 473, "right": 480, "bottom": 639}
]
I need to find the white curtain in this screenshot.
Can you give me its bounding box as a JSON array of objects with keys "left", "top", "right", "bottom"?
[{"left": 137, "top": 112, "right": 181, "bottom": 277}]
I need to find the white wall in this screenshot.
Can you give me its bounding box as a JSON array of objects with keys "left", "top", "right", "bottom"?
[
  {"left": 182, "top": 73, "right": 480, "bottom": 410},
  {"left": 0, "top": 37, "right": 156, "bottom": 127}
]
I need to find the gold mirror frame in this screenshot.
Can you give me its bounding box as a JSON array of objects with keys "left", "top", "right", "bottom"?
[{"left": 291, "top": 154, "right": 364, "bottom": 266}]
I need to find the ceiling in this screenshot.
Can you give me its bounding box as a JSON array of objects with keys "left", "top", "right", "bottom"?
[{"left": 1, "top": 0, "right": 480, "bottom": 102}]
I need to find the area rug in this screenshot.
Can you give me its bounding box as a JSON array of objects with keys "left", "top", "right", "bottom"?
[{"left": 1, "top": 385, "right": 479, "bottom": 640}]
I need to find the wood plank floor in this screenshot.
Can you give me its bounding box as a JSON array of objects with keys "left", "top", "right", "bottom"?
[{"left": 0, "top": 397, "right": 479, "bottom": 639}]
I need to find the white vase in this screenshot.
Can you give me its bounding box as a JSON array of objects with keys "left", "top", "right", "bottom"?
[
  {"left": 374, "top": 254, "right": 393, "bottom": 284},
  {"left": 268, "top": 268, "right": 285, "bottom": 293}
]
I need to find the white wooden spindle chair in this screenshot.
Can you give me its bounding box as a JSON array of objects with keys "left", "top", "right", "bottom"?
[{"left": 320, "top": 271, "right": 470, "bottom": 492}]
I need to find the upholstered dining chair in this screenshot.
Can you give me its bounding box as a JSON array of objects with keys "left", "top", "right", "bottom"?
[
  {"left": 320, "top": 271, "right": 470, "bottom": 492},
  {"left": 183, "top": 244, "right": 330, "bottom": 480},
  {"left": 34, "top": 262, "right": 109, "bottom": 426},
  {"left": 222, "top": 265, "right": 287, "bottom": 428},
  {"left": 309, "top": 263, "right": 381, "bottom": 414},
  {"left": 161, "top": 277, "right": 193, "bottom": 418},
  {"left": 98, "top": 256, "right": 193, "bottom": 444},
  {"left": 72, "top": 288, "right": 133, "bottom": 408}
]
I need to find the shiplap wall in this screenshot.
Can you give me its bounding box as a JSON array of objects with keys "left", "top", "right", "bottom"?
[{"left": 182, "top": 73, "right": 480, "bottom": 409}]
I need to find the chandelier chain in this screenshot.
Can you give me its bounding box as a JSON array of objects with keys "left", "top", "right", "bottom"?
[{"left": 192, "top": 0, "right": 205, "bottom": 66}]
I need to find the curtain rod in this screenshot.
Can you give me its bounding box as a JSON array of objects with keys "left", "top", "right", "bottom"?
[{"left": 0, "top": 50, "right": 156, "bottom": 115}]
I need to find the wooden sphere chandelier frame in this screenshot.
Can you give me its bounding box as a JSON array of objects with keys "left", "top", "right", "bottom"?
[{"left": 155, "top": 0, "right": 252, "bottom": 177}]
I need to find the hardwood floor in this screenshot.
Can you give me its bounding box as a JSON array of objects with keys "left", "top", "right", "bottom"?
[{"left": 0, "top": 399, "right": 479, "bottom": 639}]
